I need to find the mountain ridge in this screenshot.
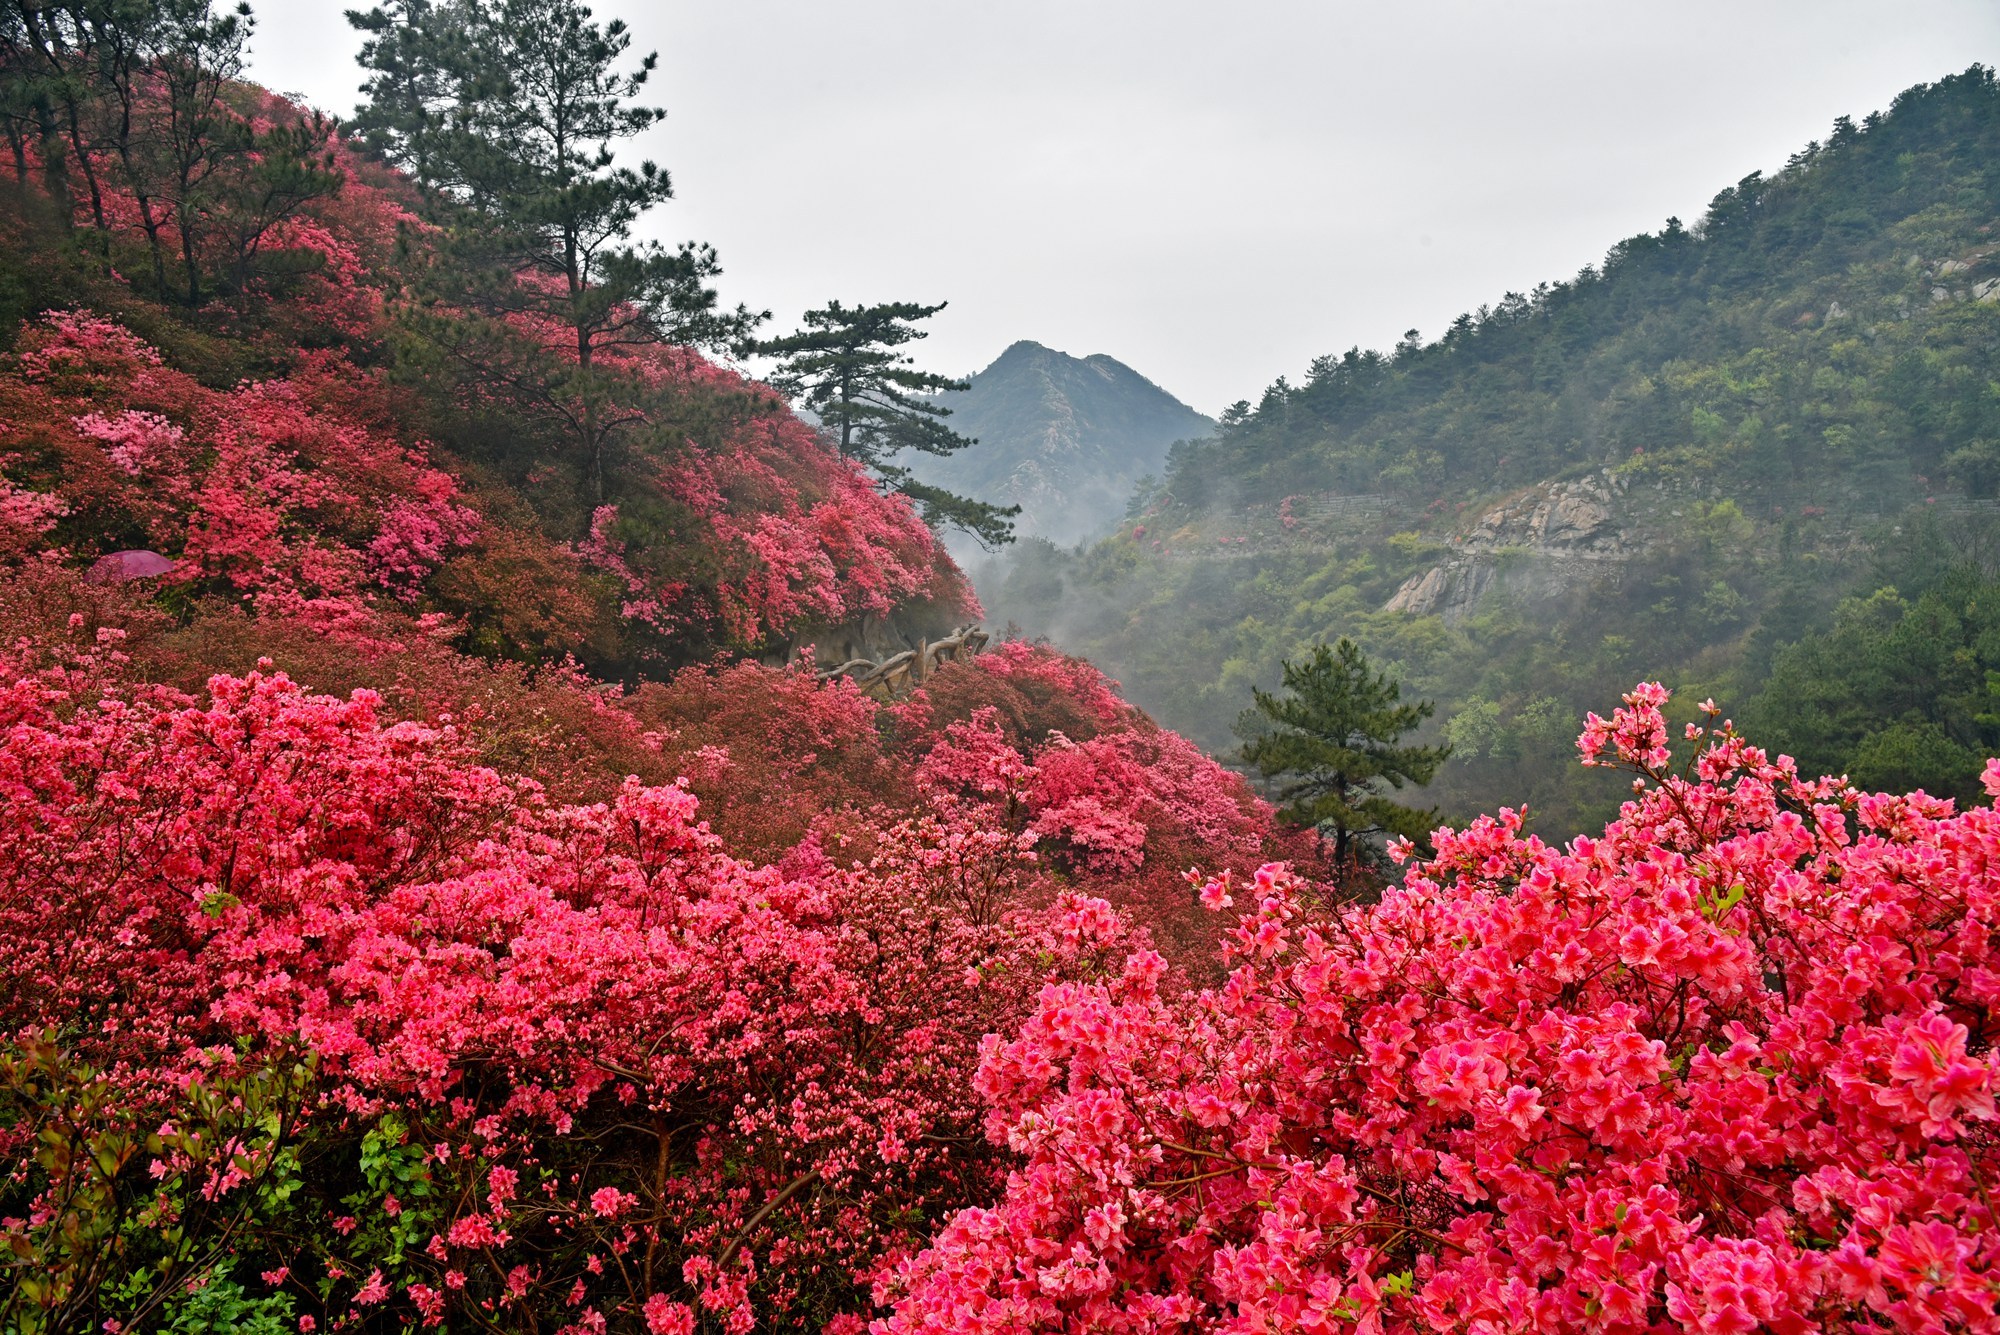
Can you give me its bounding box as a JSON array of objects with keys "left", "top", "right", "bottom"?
[
  {"left": 985, "top": 63, "right": 2000, "bottom": 834},
  {"left": 905, "top": 339, "right": 1213, "bottom": 549}
]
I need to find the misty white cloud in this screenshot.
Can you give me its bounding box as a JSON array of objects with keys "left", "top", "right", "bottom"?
[{"left": 245, "top": 0, "right": 2000, "bottom": 413}]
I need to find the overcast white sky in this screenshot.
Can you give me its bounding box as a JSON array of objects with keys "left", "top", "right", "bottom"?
[{"left": 245, "top": 1, "right": 2000, "bottom": 415}]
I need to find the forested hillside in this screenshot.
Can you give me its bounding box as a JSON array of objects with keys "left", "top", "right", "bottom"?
[{"left": 988, "top": 65, "right": 2000, "bottom": 834}]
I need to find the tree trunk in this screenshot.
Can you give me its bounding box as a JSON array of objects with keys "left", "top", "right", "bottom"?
[
  {"left": 62, "top": 98, "right": 106, "bottom": 235},
  {"left": 16, "top": 9, "right": 72, "bottom": 227},
  {"left": 28, "top": 92, "right": 70, "bottom": 224},
  {"left": 578, "top": 323, "right": 603, "bottom": 505},
  {"left": 180, "top": 216, "right": 201, "bottom": 306},
  {"left": 111, "top": 96, "right": 170, "bottom": 299},
  {"left": 587, "top": 401, "right": 604, "bottom": 505},
  {"left": 137, "top": 196, "right": 168, "bottom": 299},
  {"left": 5, "top": 121, "right": 28, "bottom": 198},
  {"left": 839, "top": 370, "right": 853, "bottom": 455}
]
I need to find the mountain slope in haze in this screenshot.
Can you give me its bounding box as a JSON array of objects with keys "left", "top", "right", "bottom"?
[
  {"left": 905, "top": 340, "right": 1214, "bottom": 548},
  {"left": 986, "top": 64, "right": 2000, "bottom": 836}
]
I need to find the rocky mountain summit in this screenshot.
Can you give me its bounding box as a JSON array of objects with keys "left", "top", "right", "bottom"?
[{"left": 904, "top": 340, "right": 1213, "bottom": 548}]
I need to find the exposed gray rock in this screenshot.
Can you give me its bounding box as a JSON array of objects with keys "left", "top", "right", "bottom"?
[
  {"left": 1537, "top": 492, "right": 1612, "bottom": 544},
  {"left": 1383, "top": 475, "right": 1645, "bottom": 624},
  {"left": 776, "top": 600, "right": 971, "bottom": 669},
  {"left": 1384, "top": 561, "right": 1496, "bottom": 624}
]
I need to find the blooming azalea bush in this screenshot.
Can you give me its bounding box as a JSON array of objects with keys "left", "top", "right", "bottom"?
[
  {"left": 0, "top": 312, "right": 481, "bottom": 639},
  {"left": 913, "top": 706, "right": 1269, "bottom": 878},
  {"left": 577, "top": 395, "right": 973, "bottom": 652},
  {"left": 0, "top": 297, "right": 975, "bottom": 663},
  {"left": 901, "top": 645, "right": 1302, "bottom": 965},
  {"left": 624, "top": 656, "right": 908, "bottom": 860},
  {"left": 876, "top": 684, "right": 2000, "bottom": 1334},
  {"left": 613, "top": 644, "right": 1293, "bottom": 915},
  {"left": 0, "top": 619, "right": 1196, "bottom": 1334}
]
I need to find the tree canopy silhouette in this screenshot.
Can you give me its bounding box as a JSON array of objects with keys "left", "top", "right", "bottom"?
[{"left": 751, "top": 299, "right": 1018, "bottom": 548}]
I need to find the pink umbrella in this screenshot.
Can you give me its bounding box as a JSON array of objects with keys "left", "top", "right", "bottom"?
[{"left": 87, "top": 549, "right": 175, "bottom": 583}]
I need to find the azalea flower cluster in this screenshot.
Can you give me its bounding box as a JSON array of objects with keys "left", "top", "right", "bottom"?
[
  {"left": 892, "top": 642, "right": 1301, "bottom": 962},
  {"left": 0, "top": 311, "right": 479, "bottom": 634},
  {"left": 878, "top": 684, "right": 2000, "bottom": 1334},
  {"left": 914, "top": 704, "right": 1269, "bottom": 877},
  {"left": 0, "top": 620, "right": 1287, "bottom": 1333},
  {"left": 580, "top": 402, "right": 969, "bottom": 648}
]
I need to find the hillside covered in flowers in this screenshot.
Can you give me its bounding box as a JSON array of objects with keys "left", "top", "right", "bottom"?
[{"left": 2, "top": 4, "right": 1999, "bottom": 1333}]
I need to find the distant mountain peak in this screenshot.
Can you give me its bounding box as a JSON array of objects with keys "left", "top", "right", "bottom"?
[{"left": 909, "top": 342, "right": 1213, "bottom": 549}]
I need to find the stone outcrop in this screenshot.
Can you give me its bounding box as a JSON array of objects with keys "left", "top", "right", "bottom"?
[
  {"left": 1383, "top": 562, "right": 1497, "bottom": 620},
  {"left": 1385, "top": 473, "right": 1637, "bottom": 625},
  {"left": 780, "top": 598, "right": 972, "bottom": 671}
]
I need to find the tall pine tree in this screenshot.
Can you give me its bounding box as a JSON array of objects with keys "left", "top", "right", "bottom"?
[{"left": 347, "top": 0, "right": 760, "bottom": 501}]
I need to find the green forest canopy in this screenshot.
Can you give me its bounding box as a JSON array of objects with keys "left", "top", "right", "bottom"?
[{"left": 987, "top": 65, "right": 2000, "bottom": 837}]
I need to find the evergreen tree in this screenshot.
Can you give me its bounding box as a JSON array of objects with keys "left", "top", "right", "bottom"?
[
  {"left": 348, "top": 0, "right": 760, "bottom": 501},
  {"left": 751, "top": 300, "right": 1018, "bottom": 548},
  {"left": 139, "top": 0, "right": 253, "bottom": 306},
  {"left": 1236, "top": 639, "right": 1449, "bottom": 872},
  {"left": 0, "top": 0, "right": 87, "bottom": 226},
  {"left": 344, "top": 0, "right": 465, "bottom": 195}
]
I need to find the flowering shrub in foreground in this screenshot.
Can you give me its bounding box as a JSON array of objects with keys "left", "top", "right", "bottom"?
[
  {"left": 878, "top": 686, "right": 2000, "bottom": 1334},
  {"left": 0, "top": 625, "right": 1167, "bottom": 1334}
]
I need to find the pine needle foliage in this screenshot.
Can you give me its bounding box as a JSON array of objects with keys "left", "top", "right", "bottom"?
[{"left": 1237, "top": 638, "right": 1449, "bottom": 872}]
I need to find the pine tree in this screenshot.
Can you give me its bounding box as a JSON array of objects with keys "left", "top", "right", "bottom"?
[
  {"left": 344, "top": 0, "right": 466, "bottom": 196},
  {"left": 750, "top": 300, "right": 1018, "bottom": 548},
  {"left": 0, "top": 0, "right": 340, "bottom": 302},
  {"left": 1236, "top": 639, "right": 1449, "bottom": 873},
  {"left": 348, "top": 0, "right": 761, "bottom": 502}
]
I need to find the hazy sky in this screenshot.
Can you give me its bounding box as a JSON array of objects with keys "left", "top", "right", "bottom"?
[{"left": 245, "top": 1, "right": 2000, "bottom": 415}]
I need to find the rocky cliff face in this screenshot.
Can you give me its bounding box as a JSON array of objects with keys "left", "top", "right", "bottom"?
[
  {"left": 1385, "top": 473, "right": 1638, "bottom": 625},
  {"left": 903, "top": 341, "right": 1214, "bottom": 549}
]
